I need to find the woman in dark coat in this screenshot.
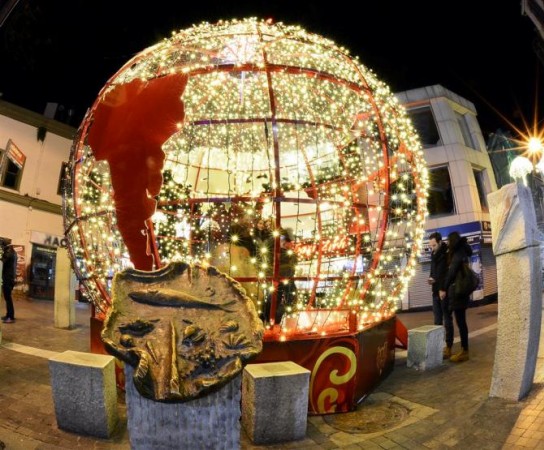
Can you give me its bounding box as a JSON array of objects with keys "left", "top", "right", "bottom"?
[{"left": 439, "top": 231, "right": 473, "bottom": 363}]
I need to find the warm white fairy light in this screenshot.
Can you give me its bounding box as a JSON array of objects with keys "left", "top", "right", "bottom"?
[{"left": 64, "top": 17, "right": 428, "bottom": 328}]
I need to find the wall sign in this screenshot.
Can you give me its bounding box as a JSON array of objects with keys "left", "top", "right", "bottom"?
[
  {"left": 30, "top": 231, "right": 67, "bottom": 248},
  {"left": 5, "top": 139, "right": 26, "bottom": 169}
]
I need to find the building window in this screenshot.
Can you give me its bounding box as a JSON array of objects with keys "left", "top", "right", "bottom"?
[
  {"left": 427, "top": 166, "right": 455, "bottom": 216},
  {"left": 473, "top": 169, "right": 489, "bottom": 213},
  {"left": 407, "top": 106, "right": 441, "bottom": 148},
  {"left": 0, "top": 150, "right": 23, "bottom": 190},
  {"left": 456, "top": 112, "right": 479, "bottom": 150},
  {"left": 57, "top": 162, "right": 69, "bottom": 195}
]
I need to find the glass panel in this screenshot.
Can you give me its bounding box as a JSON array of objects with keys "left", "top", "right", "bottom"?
[
  {"left": 408, "top": 106, "right": 441, "bottom": 148},
  {"left": 473, "top": 169, "right": 489, "bottom": 212},
  {"left": 456, "top": 112, "right": 478, "bottom": 150},
  {"left": 2, "top": 158, "right": 22, "bottom": 189},
  {"left": 427, "top": 166, "right": 455, "bottom": 216}
]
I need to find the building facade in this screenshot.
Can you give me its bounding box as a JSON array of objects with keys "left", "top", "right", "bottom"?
[
  {"left": 397, "top": 84, "right": 498, "bottom": 310},
  {"left": 0, "top": 100, "right": 76, "bottom": 298}
]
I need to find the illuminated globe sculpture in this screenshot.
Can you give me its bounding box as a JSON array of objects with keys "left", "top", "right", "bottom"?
[{"left": 64, "top": 19, "right": 428, "bottom": 411}]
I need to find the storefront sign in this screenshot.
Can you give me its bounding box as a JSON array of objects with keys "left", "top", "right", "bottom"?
[
  {"left": 30, "top": 231, "right": 67, "bottom": 248},
  {"left": 12, "top": 244, "right": 26, "bottom": 284},
  {"left": 419, "top": 221, "right": 483, "bottom": 263},
  {"left": 419, "top": 221, "right": 485, "bottom": 299},
  {"left": 5, "top": 139, "right": 26, "bottom": 168}
]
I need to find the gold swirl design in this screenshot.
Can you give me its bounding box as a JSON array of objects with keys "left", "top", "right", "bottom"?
[{"left": 310, "top": 346, "right": 357, "bottom": 413}]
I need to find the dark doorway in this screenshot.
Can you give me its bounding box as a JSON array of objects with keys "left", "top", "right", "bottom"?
[{"left": 29, "top": 245, "right": 56, "bottom": 300}]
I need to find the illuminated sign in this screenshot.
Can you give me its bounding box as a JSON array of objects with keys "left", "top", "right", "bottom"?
[
  {"left": 294, "top": 235, "right": 350, "bottom": 260},
  {"left": 5, "top": 139, "right": 26, "bottom": 169}
]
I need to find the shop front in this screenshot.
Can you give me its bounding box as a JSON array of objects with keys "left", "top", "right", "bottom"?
[
  {"left": 406, "top": 221, "right": 497, "bottom": 310},
  {"left": 28, "top": 231, "right": 67, "bottom": 300}
]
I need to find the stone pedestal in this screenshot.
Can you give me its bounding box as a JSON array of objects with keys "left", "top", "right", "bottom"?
[
  {"left": 407, "top": 325, "right": 444, "bottom": 371},
  {"left": 242, "top": 361, "right": 310, "bottom": 444},
  {"left": 54, "top": 247, "right": 75, "bottom": 329},
  {"left": 49, "top": 350, "right": 118, "bottom": 438},
  {"left": 490, "top": 246, "right": 542, "bottom": 400},
  {"left": 489, "top": 182, "right": 542, "bottom": 401},
  {"left": 124, "top": 365, "right": 241, "bottom": 450}
]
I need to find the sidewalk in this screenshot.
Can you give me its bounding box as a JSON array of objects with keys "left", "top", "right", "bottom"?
[{"left": 0, "top": 292, "right": 542, "bottom": 449}]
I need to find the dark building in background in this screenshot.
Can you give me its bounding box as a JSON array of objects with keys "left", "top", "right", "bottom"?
[{"left": 522, "top": 0, "right": 544, "bottom": 64}]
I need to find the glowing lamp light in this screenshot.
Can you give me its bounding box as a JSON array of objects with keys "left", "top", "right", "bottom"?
[
  {"left": 509, "top": 155, "right": 534, "bottom": 185},
  {"left": 527, "top": 137, "right": 543, "bottom": 156}
]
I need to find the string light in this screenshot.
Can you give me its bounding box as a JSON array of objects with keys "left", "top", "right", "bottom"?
[{"left": 64, "top": 18, "right": 428, "bottom": 333}]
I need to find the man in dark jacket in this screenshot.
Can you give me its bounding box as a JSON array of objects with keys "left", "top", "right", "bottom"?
[{"left": 1, "top": 239, "right": 17, "bottom": 323}]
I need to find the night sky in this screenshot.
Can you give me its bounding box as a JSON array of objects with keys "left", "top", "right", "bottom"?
[{"left": 0, "top": 0, "right": 541, "bottom": 138}]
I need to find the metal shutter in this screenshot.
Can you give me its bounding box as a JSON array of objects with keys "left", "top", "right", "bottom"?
[
  {"left": 481, "top": 245, "right": 497, "bottom": 297},
  {"left": 407, "top": 261, "right": 432, "bottom": 310}
]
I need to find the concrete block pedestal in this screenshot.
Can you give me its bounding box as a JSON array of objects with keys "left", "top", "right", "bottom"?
[
  {"left": 407, "top": 325, "right": 444, "bottom": 371},
  {"left": 242, "top": 361, "right": 310, "bottom": 445},
  {"left": 48, "top": 350, "right": 118, "bottom": 438}
]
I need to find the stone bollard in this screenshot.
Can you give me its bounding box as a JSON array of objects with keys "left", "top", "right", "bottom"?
[
  {"left": 407, "top": 325, "right": 444, "bottom": 371},
  {"left": 488, "top": 182, "right": 542, "bottom": 401},
  {"left": 48, "top": 350, "right": 119, "bottom": 438},
  {"left": 124, "top": 365, "right": 242, "bottom": 450},
  {"left": 242, "top": 361, "right": 310, "bottom": 444}
]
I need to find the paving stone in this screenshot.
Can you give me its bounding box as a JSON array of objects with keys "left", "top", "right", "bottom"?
[{"left": 2, "top": 295, "right": 543, "bottom": 449}]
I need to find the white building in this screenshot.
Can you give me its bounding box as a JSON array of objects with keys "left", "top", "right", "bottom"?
[
  {"left": 397, "top": 84, "right": 498, "bottom": 310},
  {"left": 0, "top": 100, "right": 76, "bottom": 298}
]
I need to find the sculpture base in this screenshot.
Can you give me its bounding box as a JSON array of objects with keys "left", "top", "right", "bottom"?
[
  {"left": 125, "top": 365, "right": 241, "bottom": 450},
  {"left": 255, "top": 316, "right": 396, "bottom": 414}
]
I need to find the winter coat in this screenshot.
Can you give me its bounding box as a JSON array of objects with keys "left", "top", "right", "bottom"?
[
  {"left": 279, "top": 247, "right": 297, "bottom": 278},
  {"left": 430, "top": 241, "right": 448, "bottom": 294},
  {"left": 2, "top": 245, "right": 17, "bottom": 285},
  {"left": 252, "top": 228, "right": 273, "bottom": 257},
  {"left": 443, "top": 237, "right": 473, "bottom": 311}
]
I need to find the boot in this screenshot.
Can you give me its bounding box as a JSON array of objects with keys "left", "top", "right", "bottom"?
[
  {"left": 450, "top": 349, "right": 469, "bottom": 363},
  {"left": 443, "top": 346, "right": 452, "bottom": 359}
]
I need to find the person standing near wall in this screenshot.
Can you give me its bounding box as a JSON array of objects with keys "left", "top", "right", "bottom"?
[
  {"left": 439, "top": 231, "right": 473, "bottom": 363},
  {"left": 428, "top": 232, "right": 450, "bottom": 357},
  {"left": 1, "top": 238, "right": 17, "bottom": 323}
]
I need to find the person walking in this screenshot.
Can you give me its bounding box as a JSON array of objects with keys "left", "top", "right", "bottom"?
[
  {"left": 427, "top": 232, "right": 450, "bottom": 358},
  {"left": 439, "top": 231, "right": 473, "bottom": 363},
  {"left": 1, "top": 239, "right": 17, "bottom": 323}
]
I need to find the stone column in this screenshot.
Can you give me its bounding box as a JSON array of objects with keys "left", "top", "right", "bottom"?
[
  {"left": 124, "top": 365, "right": 242, "bottom": 449},
  {"left": 54, "top": 247, "right": 75, "bottom": 329},
  {"left": 69, "top": 270, "right": 78, "bottom": 303},
  {"left": 489, "top": 182, "right": 542, "bottom": 401}
]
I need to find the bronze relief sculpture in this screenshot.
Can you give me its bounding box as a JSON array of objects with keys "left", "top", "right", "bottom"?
[{"left": 101, "top": 262, "right": 264, "bottom": 402}]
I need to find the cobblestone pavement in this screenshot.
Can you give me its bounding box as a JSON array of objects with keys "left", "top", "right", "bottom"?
[{"left": 0, "top": 291, "right": 542, "bottom": 449}]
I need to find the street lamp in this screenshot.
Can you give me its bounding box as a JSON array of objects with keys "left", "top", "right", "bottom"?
[{"left": 509, "top": 136, "right": 544, "bottom": 185}]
